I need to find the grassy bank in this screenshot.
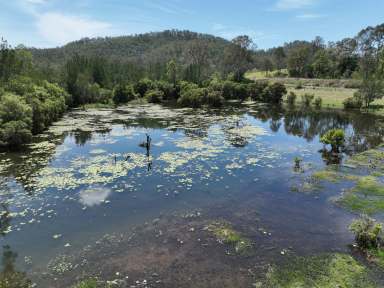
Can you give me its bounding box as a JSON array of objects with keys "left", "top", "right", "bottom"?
[{"left": 245, "top": 72, "right": 384, "bottom": 115}]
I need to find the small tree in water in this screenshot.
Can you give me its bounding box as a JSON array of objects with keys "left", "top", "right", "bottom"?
[{"left": 320, "top": 129, "right": 345, "bottom": 153}]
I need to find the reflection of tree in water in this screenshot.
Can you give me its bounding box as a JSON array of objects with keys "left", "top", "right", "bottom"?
[
  {"left": 283, "top": 110, "right": 350, "bottom": 142},
  {"left": 0, "top": 246, "right": 32, "bottom": 288},
  {"left": 71, "top": 130, "right": 93, "bottom": 146},
  {"left": 0, "top": 203, "right": 11, "bottom": 237}
]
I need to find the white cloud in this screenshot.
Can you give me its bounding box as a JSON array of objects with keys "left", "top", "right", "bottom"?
[
  {"left": 25, "top": 0, "right": 47, "bottom": 4},
  {"left": 36, "top": 12, "right": 112, "bottom": 45},
  {"left": 296, "top": 13, "right": 325, "bottom": 19},
  {"left": 275, "top": 0, "right": 315, "bottom": 10}
]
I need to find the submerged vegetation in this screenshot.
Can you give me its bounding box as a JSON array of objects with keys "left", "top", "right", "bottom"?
[
  {"left": 264, "top": 253, "right": 377, "bottom": 288},
  {"left": 207, "top": 221, "right": 253, "bottom": 255}
]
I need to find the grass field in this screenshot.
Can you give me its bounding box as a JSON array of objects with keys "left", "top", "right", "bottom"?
[
  {"left": 287, "top": 86, "right": 356, "bottom": 108},
  {"left": 245, "top": 71, "right": 384, "bottom": 115}
]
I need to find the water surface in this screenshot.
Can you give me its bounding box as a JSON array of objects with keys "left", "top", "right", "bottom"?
[{"left": 0, "top": 103, "right": 383, "bottom": 286}]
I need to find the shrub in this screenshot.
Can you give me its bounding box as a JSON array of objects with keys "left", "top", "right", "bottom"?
[
  {"left": 314, "top": 97, "right": 322, "bottom": 108},
  {"left": 286, "top": 91, "right": 297, "bottom": 106},
  {"left": 205, "top": 90, "right": 224, "bottom": 107},
  {"left": 349, "top": 215, "right": 382, "bottom": 249},
  {"left": 343, "top": 93, "right": 363, "bottom": 110},
  {"left": 301, "top": 93, "right": 314, "bottom": 107},
  {"left": 113, "top": 84, "right": 137, "bottom": 104},
  {"left": 145, "top": 89, "right": 164, "bottom": 103},
  {"left": 248, "top": 81, "right": 268, "bottom": 101},
  {"left": 221, "top": 81, "right": 244, "bottom": 100},
  {"left": 177, "top": 87, "right": 207, "bottom": 108},
  {"left": 262, "top": 82, "right": 287, "bottom": 104},
  {"left": 155, "top": 80, "right": 178, "bottom": 100},
  {"left": 320, "top": 129, "right": 345, "bottom": 152},
  {"left": 134, "top": 78, "right": 153, "bottom": 97},
  {"left": 0, "top": 94, "right": 33, "bottom": 147}
]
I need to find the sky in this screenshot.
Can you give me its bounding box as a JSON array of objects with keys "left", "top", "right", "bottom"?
[{"left": 1, "top": 0, "right": 384, "bottom": 49}]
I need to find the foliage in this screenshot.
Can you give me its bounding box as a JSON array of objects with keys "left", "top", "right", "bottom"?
[
  {"left": 247, "top": 81, "right": 268, "bottom": 101},
  {"left": 358, "top": 75, "right": 384, "bottom": 108},
  {"left": 145, "top": 89, "right": 164, "bottom": 103},
  {"left": 223, "top": 35, "right": 254, "bottom": 81},
  {"left": 286, "top": 92, "right": 297, "bottom": 106},
  {"left": 301, "top": 93, "right": 314, "bottom": 107},
  {"left": 113, "top": 84, "right": 137, "bottom": 104},
  {"left": 0, "top": 40, "right": 33, "bottom": 83},
  {"left": 349, "top": 215, "right": 382, "bottom": 249},
  {"left": 134, "top": 78, "right": 154, "bottom": 97},
  {"left": 343, "top": 93, "right": 363, "bottom": 109},
  {"left": 0, "top": 94, "right": 33, "bottom": 147},
  {"left": 261, "top": 82, "right": 287, "bottom": 103},
  {"left": 314, "top": 96, "right": 322, "bottom": 108},
  {"left": 320, "top": 129, "right": 345, "bottom": 152}
]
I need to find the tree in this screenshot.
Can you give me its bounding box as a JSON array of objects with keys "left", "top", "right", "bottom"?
[
  {"left": 0, "top": 40, "right": 33, "bottom": 82},
  {"left": 287, "top": 45, "right": 312, "bottom": 77},
  {"left": 224, "top": 35, "right": 255, "bottom": 82},
  {"left": 262, "top": 57, "right": 274, "bottom": 76},
  {"left": 273, "top": 47, "right": 286, "bottom": 71},
  {"left": 312, "top": 50, "right": 334, "bottom": 78},
  {"left": 166, "top": 60, "right": 178, "bottom": 87},
  {"left": 187, "top": 39, "right": 209, "bottom": 83},
  {"left": 320, "top": 129, "right": 345, "bottom": 152},
  {"left": 358, "top": 54, "right": 384, "bottom": 108}
]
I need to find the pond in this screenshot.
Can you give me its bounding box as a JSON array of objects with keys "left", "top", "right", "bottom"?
[{"left": 0, "top": 103, "right": 383, "bottom": 287}]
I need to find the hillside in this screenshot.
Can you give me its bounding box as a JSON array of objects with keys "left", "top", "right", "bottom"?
[{"left": 30, "top": 30, "right": 231, "bottom": 69}]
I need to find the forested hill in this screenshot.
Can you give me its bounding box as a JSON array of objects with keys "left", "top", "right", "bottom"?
[{"left": 30, "top": 30, "right": 230, "bottom": 68}]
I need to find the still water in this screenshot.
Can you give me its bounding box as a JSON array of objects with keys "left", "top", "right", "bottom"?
[{"left": 0, "top": 103, "right": 383, "bottom": 287}]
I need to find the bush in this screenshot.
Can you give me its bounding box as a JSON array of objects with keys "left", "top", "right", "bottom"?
[
  {"left": 0, "top": 94, "right": 33, "bottom": 147},
  {"left": 205, "top": 90, "right": 224, "bottom": 107},
  {"left": 155, "top": 80, "right": 178, "bottom": 101},
  {"left": 287, "top": 91, "right": 297, "bottom": 106},
  {"left": 177, "top": 86, "right": 207, "bottom": 108},
  {"left": 301, "top": 93, "right": 314, "bottom": 107},
  {"left": 248, "top": 81, "right": 268, "bottom": 101},
  {"left": 343, "top": 93, "right": 363, "bottom": 110},
  {"left": 113, "top": 84, "right": 137, "bottom": 104},
  {"left": 262, "top": 82, "right": 287, "bottom": 104},
  {"left": 145, "top": 89, "right": 164, "bottom": 103},
  {"left": 349, "top": 215, "right": 382, "bottom": 249},
  {"left": 320, "top": 129, "right": 345, "bottom": 152},
  {"left": 134, "top": 78, "right": 154, "bottom": 97},
  {"left": 314, "top": 97, "right": 322, "bottom": 108}
]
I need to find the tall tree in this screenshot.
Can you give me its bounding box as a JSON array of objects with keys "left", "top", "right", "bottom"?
[{"left": 224, "top": 35, "right": 255, "bottom": 81}]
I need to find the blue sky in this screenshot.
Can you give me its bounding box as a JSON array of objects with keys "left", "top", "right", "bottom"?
[{"left": 1, "top": 0, "right": 384, "bottom": 49}]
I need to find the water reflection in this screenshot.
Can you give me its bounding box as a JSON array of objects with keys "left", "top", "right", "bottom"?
[
  {"left": 79, "top": 187, "right": 112, "bottom": 207},
  {"left": 0, "top": 245, "right": 31, "bottom": 288}
]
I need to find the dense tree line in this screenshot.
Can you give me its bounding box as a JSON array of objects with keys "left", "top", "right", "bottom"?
[
  {"left": 253, "top": 24, "right": 384, "bottom": 80},
  {"left": 0, "top": 39, "right": 69, "bottom": 148}
]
